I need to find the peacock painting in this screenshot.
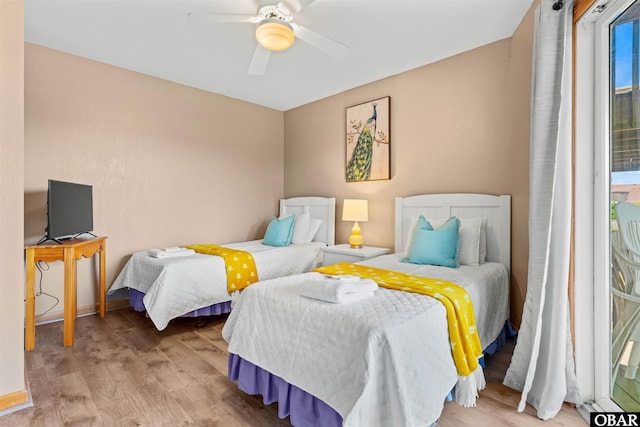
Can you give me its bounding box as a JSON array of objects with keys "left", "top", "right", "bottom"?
[{"left": 346, "top": 97, "right": 390, "bottom": 182}]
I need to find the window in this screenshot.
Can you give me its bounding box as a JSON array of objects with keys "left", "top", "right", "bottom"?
[{"left": 575, "top": 0, "right": 640, "bottom": 412}]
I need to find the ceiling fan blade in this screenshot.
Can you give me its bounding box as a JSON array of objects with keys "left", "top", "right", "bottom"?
[
  {"left": 186, "top": 12, "right": 256, "bottom": 24},
  {"left": 291, "top": 23, "right": 348, "bottom": 60},
  {"left": 247, "top": 44, "right": 271, "bottom": 75},
  {"left": 277, "top": 0, "right": 317, "bottom": 14}
]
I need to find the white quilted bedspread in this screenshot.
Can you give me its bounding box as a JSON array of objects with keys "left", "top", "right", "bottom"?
[
  {"left": 108, "top": 240, "right": 325, "bottom": 330},
  {"left": 222, "top": 254, "right": 509, "bottom": 427}
]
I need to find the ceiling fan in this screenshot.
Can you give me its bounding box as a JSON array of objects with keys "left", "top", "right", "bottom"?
[{"left": 187, "top": 0, "right": 349, "bottom": 75}]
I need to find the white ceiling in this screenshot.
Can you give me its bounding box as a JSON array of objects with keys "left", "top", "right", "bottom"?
[{"left": 24, "top": 0, "right": 534, "bottom": 111}]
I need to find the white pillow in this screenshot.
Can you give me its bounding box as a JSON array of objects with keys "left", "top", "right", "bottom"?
[
  {"left": 305, "top": 218, "right": 323, "bottom": 243},
  {"left": 279, "top": 212, "right": 311, "bottom": 245},
  {"left": 404, "top": 216, "right": 484, "bottom": 265},
  {"left": 479, "top": 218, "right": 488, "bottom": 263},
  {"left": 457, "top": 218, "right": 482, "bottom": 266},
  {"left": 404, "top": 215, "right": 423, "bottom": 253}
]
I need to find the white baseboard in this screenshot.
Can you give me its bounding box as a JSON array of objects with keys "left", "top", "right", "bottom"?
[{"left": 33, "top": 298, "right": 130, "bottom": 325}]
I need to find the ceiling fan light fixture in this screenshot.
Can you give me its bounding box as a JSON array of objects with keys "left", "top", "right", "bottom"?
[{"left": 256, "top": 19, "right": 295, "bottom": 51}]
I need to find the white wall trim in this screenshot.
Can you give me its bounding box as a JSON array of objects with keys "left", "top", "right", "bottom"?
[{"left": 574, "top": 0, "right": 637, "bottom": 409}]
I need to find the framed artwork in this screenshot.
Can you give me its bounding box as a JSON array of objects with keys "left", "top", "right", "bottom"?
[{"left": 345, "top": 96, "right": 390, "bottom": 182}]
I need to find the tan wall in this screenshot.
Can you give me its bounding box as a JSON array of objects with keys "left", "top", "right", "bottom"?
[
  {"left": 23, "top": 5, "right": 537, "bottom": 327},
  {"left": 284, "top": 36, "right": 531, "bottom": 327},
  {"left": 0, "top": 0, "right": 27, "bottom": 402},
  {"left": 508, "top": 2, "right": 536, "bottom": 328},
  {"left": 24, "top": 44, "right": 284, "bottom": 315}
]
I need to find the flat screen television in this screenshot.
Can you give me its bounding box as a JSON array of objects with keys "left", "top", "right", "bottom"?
[{"left": 39, "top": 179, "right": 94, "bottom": 244}]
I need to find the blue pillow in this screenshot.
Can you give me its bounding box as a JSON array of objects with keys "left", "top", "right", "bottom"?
[
  {"left": 404, "top": 216, "right": 460, "bottom": 268},
  {"left": 404, "top": 215, "right": 435, "bottom": 249},
  {"left": 263, "top": 215, "right": 295, "bottom": 247},
  {"left": 414, "top": 215, "right": 433, "bottom": 232}
]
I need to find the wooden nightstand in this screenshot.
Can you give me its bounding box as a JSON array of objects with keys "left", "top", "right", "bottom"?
[{"left": 321, "top": 244, "right": 390, "bottom": 266}]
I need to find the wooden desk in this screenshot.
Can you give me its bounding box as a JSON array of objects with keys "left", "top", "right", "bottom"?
[{"left": 25, "top": 236, "right": 107, "bottom": 351}]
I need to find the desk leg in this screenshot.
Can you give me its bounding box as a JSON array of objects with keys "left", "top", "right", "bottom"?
[
  {"left": 99, "top": 245, "right": 106, "bottom": 318},
  {"left": 25, "top": 249, "right": 36, "bottom": 351},
  {"left": 63, "top": 247, "right": 76, "bottom": 347}
]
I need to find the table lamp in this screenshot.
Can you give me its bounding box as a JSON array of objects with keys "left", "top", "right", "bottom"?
[{"left": 342, "top": 199, "right": 368, "bottom": 248}]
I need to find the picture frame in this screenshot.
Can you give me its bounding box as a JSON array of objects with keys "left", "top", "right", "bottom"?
[{"left": 345, "top": 96, "right": 390, "bottom": 182}]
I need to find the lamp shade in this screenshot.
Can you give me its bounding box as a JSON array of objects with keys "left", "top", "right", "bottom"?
[
  {"left": 256, "top": 19, "right": 295, "bottom": 51},
  {"left": 342, "top": 199, "right": 368, "bottom": 222}
]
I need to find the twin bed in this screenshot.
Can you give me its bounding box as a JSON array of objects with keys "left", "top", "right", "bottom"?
[
  {"left": 222, "top": 193, "right": 511, "bottom": 426},
  {"left": 108, "top": 196, "right": 336, "bottom": 330},
  {"left": 109, "top": 193, "right": 511, "bottom": 426}
]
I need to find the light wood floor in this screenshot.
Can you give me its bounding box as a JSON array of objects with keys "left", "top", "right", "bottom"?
[{"left": 1, "top": 308, "right": 586, "bottom": 426}]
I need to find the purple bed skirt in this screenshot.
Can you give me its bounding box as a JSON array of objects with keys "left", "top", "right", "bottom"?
[
  {"left": 228, "top": 320, "right": 517, "bottom": 426},
  {"left": 483, "top": 319, "right": 518, "bottom": 356},
  {"left": 228, "top": 354, "right": 343, "bottom": 427},
  {"left": 128, "top": 288, "right": 232, "bottom": 318}
]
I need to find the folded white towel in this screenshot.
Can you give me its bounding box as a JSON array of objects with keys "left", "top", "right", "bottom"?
[
  {"left": 299, "top": 273, "right": 378, "bottom": 304},
  {"left": 161, "top": 246, "right": 184, "bottom": 252},
  {"left": 148, "top": 248, "right": 196, "bottom": 258},
  {"left": 333, "top": 275, "right": 361, "bottom": 282}
]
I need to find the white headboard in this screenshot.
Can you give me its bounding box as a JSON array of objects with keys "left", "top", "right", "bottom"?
[
  {"left": 280, "top": 197, "right": 336, "bottom": 246},
  {"left": 395, "top": 194, "right": 511, "bottom": 273}
]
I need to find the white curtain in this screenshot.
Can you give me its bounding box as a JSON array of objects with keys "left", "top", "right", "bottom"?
[{"left": 502, "top": 0, "right": 582, "bottom": 420}]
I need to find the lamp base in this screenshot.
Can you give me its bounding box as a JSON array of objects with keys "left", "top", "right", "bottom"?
[{"left": 348, "top": 221, "right": 363, "bottom": 249}]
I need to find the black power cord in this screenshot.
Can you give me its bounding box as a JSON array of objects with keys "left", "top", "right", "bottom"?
[{"left": 34, "top": 261, "right": 60, "bottom": 318}]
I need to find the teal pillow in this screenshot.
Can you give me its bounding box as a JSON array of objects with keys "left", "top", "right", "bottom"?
[
  {"left": 414, "top": 215, "right": 433, "bottom": 232},
  {"left": 263, "top": 215, "right": 295, "bottom": 247},
  {"left": 403, "top": 215, "right": 433, "bottom": 251},
  {"left": 403, "top": 216, "right": 460, "bottom": 268}
]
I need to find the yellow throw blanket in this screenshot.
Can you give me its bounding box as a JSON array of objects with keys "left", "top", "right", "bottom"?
[
  {"left": 313, "top": 263, "right": 483, "bottom": 378},
  {"left": 185, "top": 244, "right": 259, "bottom": 293}
]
